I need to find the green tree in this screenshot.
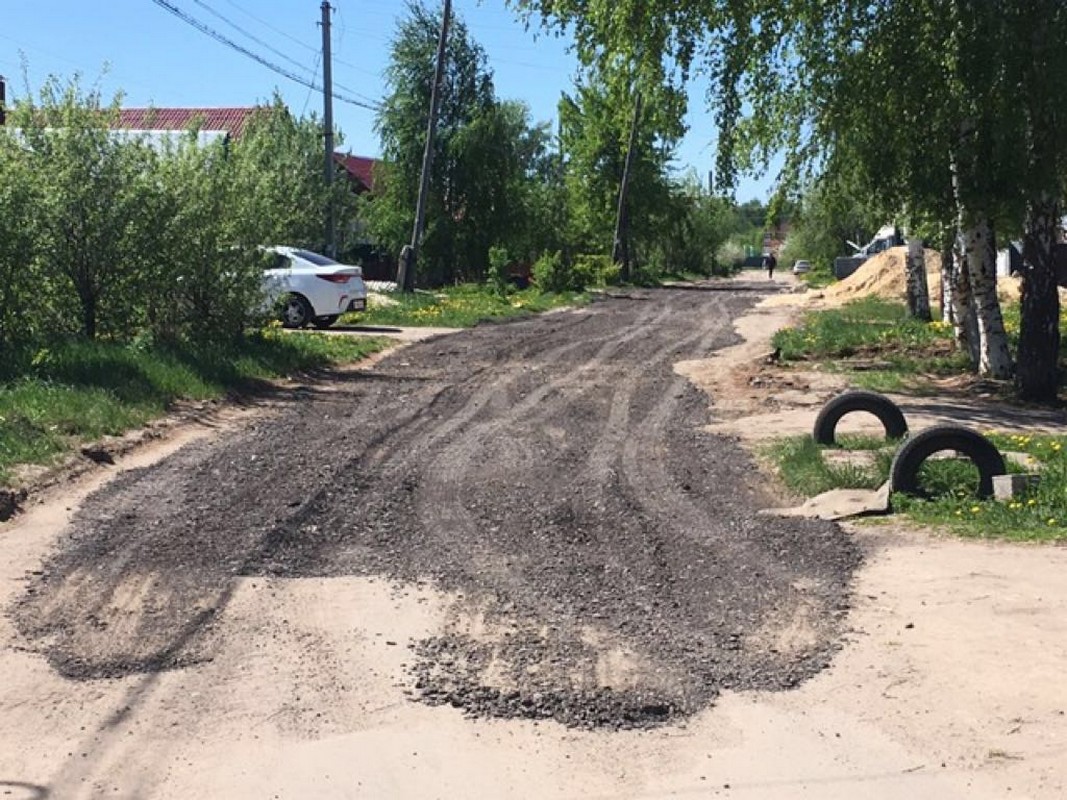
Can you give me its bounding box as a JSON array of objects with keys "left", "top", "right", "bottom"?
[
  {"left": 516, "top": 0, "right": 1067, "bottom": 396},
  {"left": 365, "top": 1, "right": 537, "bottom": 286},
  {"left": 11, "top": 77, "right": 159, "bottom": 340},
  {"left": 0, "top": 128, "right": 41, "bottom": 356},
  {"left": 558, "top": 62, "right": 686, "bottom": 277},
  {"left": 779, "top": 159, "right": 881, "bottom": 276}
]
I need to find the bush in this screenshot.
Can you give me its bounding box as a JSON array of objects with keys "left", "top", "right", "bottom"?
[
  {"left": 488, "top": 245, "right": 511, "bottom": 296},
  {"left": 533, "top": 251, "right": 573, "bottom": 292},
  {"left": 573, "top": 254, "right": 616, "bottom": 287}
]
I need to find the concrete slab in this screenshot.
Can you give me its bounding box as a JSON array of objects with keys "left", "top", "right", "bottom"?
[{"left": 764, "top": 481, "right": 891, "bottom": 521}]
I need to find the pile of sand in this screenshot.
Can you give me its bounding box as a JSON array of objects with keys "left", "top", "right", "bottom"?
[
  {"left": 822, "top": 246, "right": 942, "bottom": 303},
  {"left": 820, "top": 245, "right": 1027, "bottom": 306}
]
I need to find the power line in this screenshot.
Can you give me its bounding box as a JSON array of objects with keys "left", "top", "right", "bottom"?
[
  {"left": 196, "top": 0, "right": 380, "bottom": 103},
  {"left": 148, "top": 0, "right": 381, "bottom": 112},
  {"left": 217, "top": 0, "right": 317, "bottom": 53},
  {"left": 188, "top": 0, "right": 318, "bottom": 78},
  {"left": 189, "top": 0, "right": 379, "bottom": 107},
  {"left": 301, "top": 51, "right": 322, "bottom": 117},
  {"left": 217, "top": 0, "right": 379, "bottom": 78}
]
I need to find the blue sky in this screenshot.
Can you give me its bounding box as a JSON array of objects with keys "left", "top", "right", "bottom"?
[{"left": 2, "top": 0, "right": 774, "bottom": 201}]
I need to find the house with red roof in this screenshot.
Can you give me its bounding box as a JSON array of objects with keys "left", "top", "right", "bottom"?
[
  {"left": 113, "top": 106, "right": 379, "bottom": 194},
  {"left": 116, "top": 106, "right": 264, "bottom": 139},
  {"left": 333, "top": 152, "right": 376, "bottom": 194}
]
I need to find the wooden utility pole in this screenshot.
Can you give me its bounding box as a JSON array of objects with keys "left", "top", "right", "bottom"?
[
  {"left": 398, "top": 0, "right": 451, "bottom": 292},
  {"left": 612, "top": 91, "right": 642, "bottom": 282},
  {"left": 321, "top": 1, "right": 336, "bottom": 258}
]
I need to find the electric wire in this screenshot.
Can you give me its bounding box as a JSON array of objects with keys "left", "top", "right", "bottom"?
[
  {"left": 189, "top": 0, "right": 378, "bottom": 104},
  {"left": 148, "top": 0, "right": 381, "bottom": 112},
  {"left": 216, "top": 0, "right": 380, "bottom": 78},
  {"left": 188, "top": 0, "right": 319, "bottom": 78}
]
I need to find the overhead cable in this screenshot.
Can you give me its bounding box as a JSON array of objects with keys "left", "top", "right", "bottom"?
[{"left": 148, "top": 0, "right": 381, "bottom": 112}]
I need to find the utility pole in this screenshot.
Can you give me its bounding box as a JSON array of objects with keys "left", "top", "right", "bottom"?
[
  {"left": 320, "top": 1, "right": 336, "bottom": 258},
  {"left": 612, "top": 90, "right": 642, "bottom": 283},
  {"left": 399, "top": 0, "right": 451, "bottom": 293}
]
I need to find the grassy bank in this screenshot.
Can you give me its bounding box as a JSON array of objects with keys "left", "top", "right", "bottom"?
[
  {"left": 0, "top": 330, "right": 389, "bottom": 485},
  {"left": 767, "top": 295, "right": 1067, "bottom": 540},
  {"left": 771, "top": 297, "right": 969, "bottom": 392}
]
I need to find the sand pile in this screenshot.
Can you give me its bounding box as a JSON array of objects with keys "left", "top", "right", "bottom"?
[
  {"left": 820, "top": 245, "right": 1031, "bottom": 305},
  {"left": 822, "top": 246, "right": 942, "bottom": 303}
]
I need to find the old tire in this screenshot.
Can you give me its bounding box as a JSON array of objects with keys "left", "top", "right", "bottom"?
[
  {"left": 813, "top": 390, "right": 908, "bottom": 445},
  {"left": 889, "top": 425, "right": 1006, "bottom": 499}
]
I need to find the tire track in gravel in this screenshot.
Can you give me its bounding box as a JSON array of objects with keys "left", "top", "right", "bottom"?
[
  {"left": 399, "top": 291, "right": 858, "bottom": 728},
  {"left": 412, "top": 303, "right": 673, "bottom": 578},
  {"left": 10, "top": 287, "right": 860, "bottom": 731}
]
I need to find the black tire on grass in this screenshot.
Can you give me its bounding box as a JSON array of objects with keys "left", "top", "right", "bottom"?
[
  {"left": 889, "top": 425, "right": 1006, "bottom": 499},
  {"left": 812, "top": 390, "right": 908, "bottom": 445}
]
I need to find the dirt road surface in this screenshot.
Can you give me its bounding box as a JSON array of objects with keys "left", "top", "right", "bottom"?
[{"left": 2, "top": 279, "right": 1065, "bottom": 798}]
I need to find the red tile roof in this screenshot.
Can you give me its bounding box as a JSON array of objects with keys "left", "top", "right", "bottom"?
[
  {"left": 115, "top": 107, "right": 263, "bottom": 137},
  {"left": 334, "top": 153, "right": 378, "bottom": 192}
]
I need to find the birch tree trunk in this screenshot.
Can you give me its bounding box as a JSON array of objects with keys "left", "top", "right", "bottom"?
[
  {"left": 905, "top": 236, "right": 932, "bottom": 321},
  {"left": 962, "top": 218, "right": 1014, "bottom": 378},
  {"left": 952, "top": 235, "right": 980, "bottom": 368},
  {"left": 940, "top": 226, "right": 955, "bottom": 324},
  {"left": 1017, "top": 194, "right": 1061, "bottom": 400}
]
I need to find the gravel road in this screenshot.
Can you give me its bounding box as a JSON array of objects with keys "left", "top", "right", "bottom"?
[{"left": 12, "top": 285, "right": 859, "bottom": 729}]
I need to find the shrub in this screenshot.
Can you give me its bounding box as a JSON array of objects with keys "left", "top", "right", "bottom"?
[
  {"left": 533, "top": 251, "right": 574, "bottom": 293},
  {"left": 488, "top": 245, "right": 511, "bottom": 296},
  {"left": 573, "top": 254, "right": 617, "bottom": 287}
]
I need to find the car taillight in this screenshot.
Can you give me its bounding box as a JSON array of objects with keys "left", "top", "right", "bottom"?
[{"left": 317, "top": 273, "right": 354, "bottom": 284}]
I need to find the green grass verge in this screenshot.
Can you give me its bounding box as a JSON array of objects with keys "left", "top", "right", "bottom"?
[
  {"left": 765, "top": 436, "right": 894, "bottom": 495},
  {"left": 772, "top": 297, "right": 970, "bottom": 391},
  {"left": 893, "top": 432, "right": 1067, "bottom": 541},
  {"left": 768, "top": 432, "right": 1067, "bottom": 541},
  {"left": 347, "top": 284, "right": 588, "bottom": 328},
  {"left": 0, "top": 331, "right": 389, "bottom": 486}
]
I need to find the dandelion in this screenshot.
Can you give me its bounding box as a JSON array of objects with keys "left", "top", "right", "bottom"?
[
  {"left": 970, "top": 505, "right": 981, "bottom": 514},
  {"left": 954, "top": 510, "right": 963, "bottom": 516},
  {"left": 1048, "top": 518, "right": 1057, "bottom": 526},
  {"left": 1028, "top": 498, "right": 1037, "bottom": 506}
]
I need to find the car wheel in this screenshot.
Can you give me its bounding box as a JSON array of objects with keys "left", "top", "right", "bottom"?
[
  {"left": 312, "top": 315, "right": 340, "bottom": 329},
  {"left": 812, "top": 390, "right": 908, "bottom": 445},
  {"left": 281, "top": 294, "right": 313, "bottom": 329},
  {"left": 889, "top": 425, "right": 1006, "bottom": 499}
]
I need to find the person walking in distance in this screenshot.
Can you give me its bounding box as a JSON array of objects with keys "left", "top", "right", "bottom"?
[{"left": 763, "top": 252, "right": 777, "bottom": 279}]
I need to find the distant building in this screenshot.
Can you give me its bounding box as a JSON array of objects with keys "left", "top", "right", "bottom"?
[
  {"left": 114, "top": 106, "right": 266, "bottom": 147},
  {"left": 113, "top": 106, "right": 378, "bottom": 194}
]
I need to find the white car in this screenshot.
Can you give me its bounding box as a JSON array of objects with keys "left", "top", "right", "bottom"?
[
  {"left": 262, "top": 246, "right": 367, "bottom": 329},
  {"left": 792, "top": 259, "right": 812, "bottom": 274}
]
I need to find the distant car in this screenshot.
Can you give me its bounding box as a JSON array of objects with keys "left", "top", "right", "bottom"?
[
  {"left": 262, "top": 246, "right": 367, "bottom": 329},
  {"left": 792, "top": 259, "right": 812, "bottom": 274}
]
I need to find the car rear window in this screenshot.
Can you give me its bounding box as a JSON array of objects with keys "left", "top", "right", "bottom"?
[{"left": 292, "top": 249, "right": 338, "bottom": 266}]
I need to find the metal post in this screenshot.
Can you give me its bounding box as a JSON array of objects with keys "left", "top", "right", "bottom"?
[
  {"left": 401, "top": 0, "right": 451, "bottom": 293},
  {"left": 321, "top": 1, "right": 336, "bottom": 258}
]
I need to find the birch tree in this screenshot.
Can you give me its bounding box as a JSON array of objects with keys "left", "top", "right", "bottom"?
[{"left": 514, "top": 0, "right": 1058, "bottom": 383}]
